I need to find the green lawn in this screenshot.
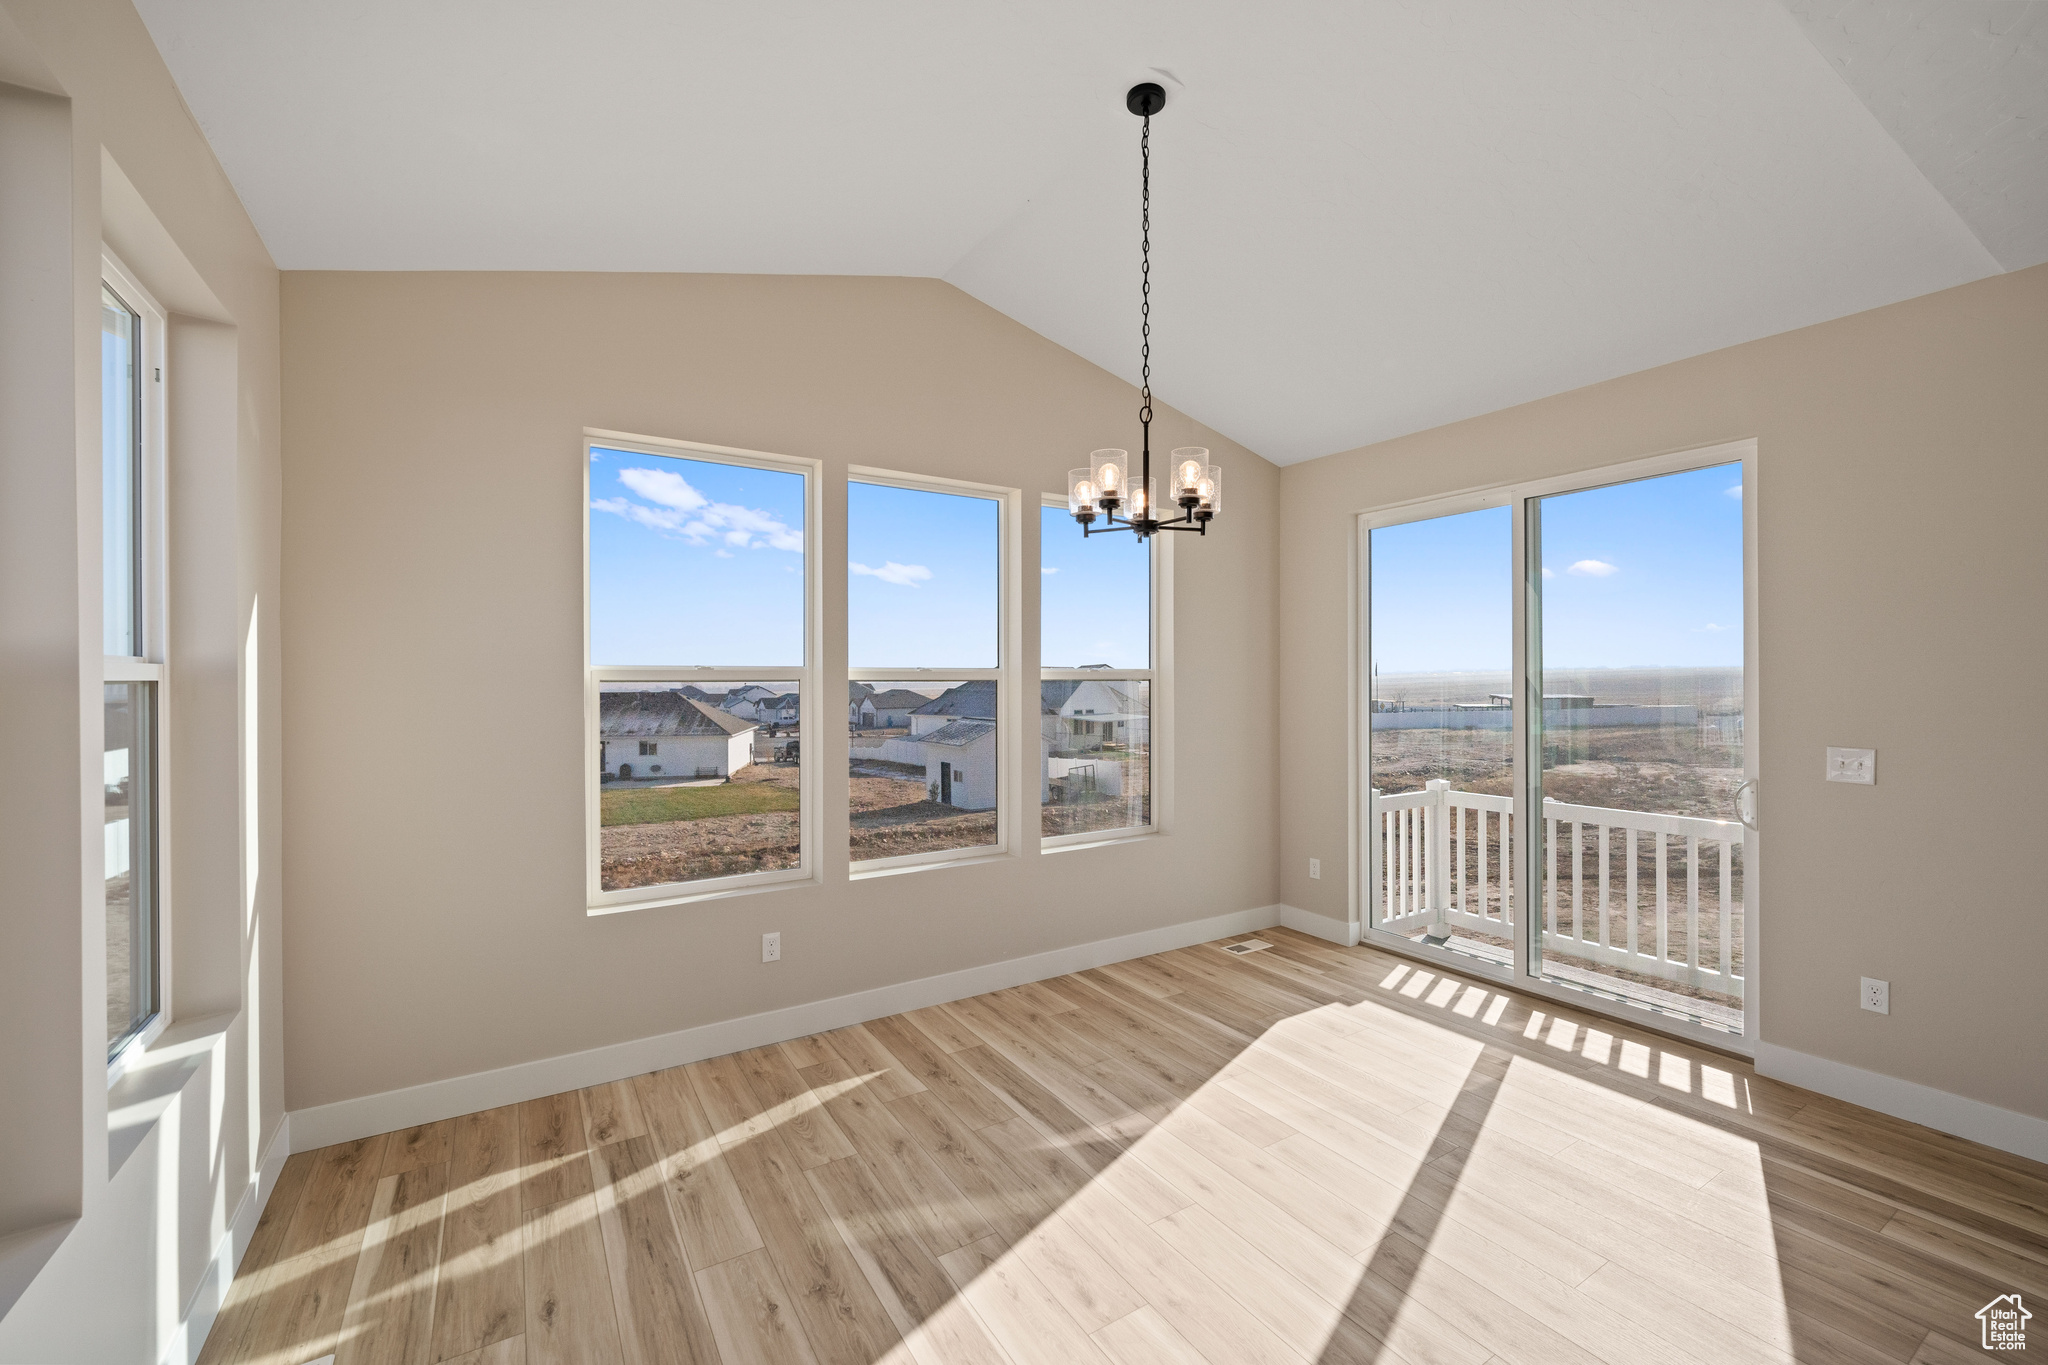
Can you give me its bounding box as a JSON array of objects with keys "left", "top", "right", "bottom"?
[{"left": 601, "top": 782, "right": 800, "bottom": 826}]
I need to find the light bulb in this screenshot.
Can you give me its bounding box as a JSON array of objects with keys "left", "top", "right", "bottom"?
[
  {"left": 1075, "top": 479, "right": 1097, "bottom": 505},
  {"left": 1098, "top": 462, "right": 1121, "bottom": 490},
  {"left": 1131, "top": 486, "right": 1148, "bottom": 515},
  {"left": 1196, "top": 478, "right": 1215, "bottom": 505},
  {"left": 1177, "top": 460, "right": 1203, "bottom": 494}
]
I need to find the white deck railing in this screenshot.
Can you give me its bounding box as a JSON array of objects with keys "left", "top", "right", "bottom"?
[{"left": 1372, "top": 782, "right": 1744, "bottom": 998}]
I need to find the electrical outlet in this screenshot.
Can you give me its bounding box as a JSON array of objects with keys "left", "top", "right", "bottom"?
[
  {"left": 1827, "top": 747, "right": 1875, "bottom": 785},
  {"left": 1309, "top": 858, "right": 1321, "bottom": 880},
  {"left": 1860, "top": 977, "right": 1888, "bottom": 1014},
  {"left": 762, "top": 931, "right": 781, "bottom": 963}
]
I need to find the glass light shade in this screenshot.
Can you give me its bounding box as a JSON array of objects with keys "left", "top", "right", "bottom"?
[
  {"left": 1196, "top": 465, "right": 1222, "bottom": 516},
  {"left": 1170, "top": 448, "right": 1210, "bottom": 499},
  {"left": 1068, "top": 468, "right": 1100, "bottom": 517},
  {"left": 1090, "top": 449, "right": 1129, "bottom": 501},
  {"left": 1127, "top": 477, "right": 1157, "bottom": 521}
]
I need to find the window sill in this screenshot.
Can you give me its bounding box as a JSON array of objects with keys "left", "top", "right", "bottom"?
[
  {"left": 1041, "top": 827, "right": 1160, "bottom": 855},
  {"left": 849, "top": 849, "right": 1014, "bottom": 881},
  {"left": 107, "top": 1011, "right": 235, "bottom": 1179},
  {"left": 589, "top": 869, "right": 818, "bottom": 916}
]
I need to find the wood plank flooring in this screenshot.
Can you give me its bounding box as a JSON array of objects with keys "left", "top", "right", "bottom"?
[{"left": 200, "top": 928, "right": 2048, "bottom": 1365}]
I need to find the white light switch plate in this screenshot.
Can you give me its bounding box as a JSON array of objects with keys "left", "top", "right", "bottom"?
[{"left": 1826, "top": 747, "right": 1875, "bottom": 784}]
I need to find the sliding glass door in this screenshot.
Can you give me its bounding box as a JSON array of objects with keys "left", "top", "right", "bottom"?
[
  {"left": 1366, "top": 502, "right": 1514, "bottom": 974},
  {"left": 1531, "top": 461, "right": 1749, "bottom": 1035},
  {"left": 1361, "top": 442, "right": 1758, "bottom": 1045}
]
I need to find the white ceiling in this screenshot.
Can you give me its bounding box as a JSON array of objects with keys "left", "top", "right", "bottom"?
[{"left": 134, "top": 1, "right": 2038, "bottom": 464}]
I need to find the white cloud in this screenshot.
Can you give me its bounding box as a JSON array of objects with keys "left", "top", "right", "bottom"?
[
  {"left": 1541, "top": 566, "right": 1556, "bottom": 579},
  {"left": 1695, "top": 622, "right": 1726, "bottom": 632},
  {"left": 713, "top": 548, "right": 734, "bottom": 559},
  {"left": 849, "top": 560, "right": 933, "bottom": 587},
  {"left": 1725, "top": 484, "right": 1743, "bottom": 499},
  {"left": 1041, "top": 566, "right": 1059, "bottom": 575},
  {"left": 593, "top": 466, "right": 802, "bottom": 552},
  {"left": 618, "top": 467, "right": 709, "bottom": 513},
  {"left": 1567, "top": 559, "right": 1618, "bottom": 577}
]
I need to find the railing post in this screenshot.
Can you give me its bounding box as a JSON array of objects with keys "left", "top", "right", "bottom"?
[
  {"left": 1426, "top": 779, "right": 1450, "bottom": 931},
  {"left": 1369, "top": 788, "right": 1383, "bottom": 928}
]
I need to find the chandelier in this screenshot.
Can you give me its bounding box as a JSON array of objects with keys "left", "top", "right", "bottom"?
[{"left": 1069, "top": 82, "right": 1221, "bottom": 541}]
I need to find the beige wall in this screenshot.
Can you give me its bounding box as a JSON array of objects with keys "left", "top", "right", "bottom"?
[
  {"left": 279, "top": 272, "right": 1280, "bottom": 1112},
  {"left": 0, "top": 0, "right": 283, "bottom": 1357},
  {"left": 1278, "top": 264, "right": 2048, "bottom": 1122}
]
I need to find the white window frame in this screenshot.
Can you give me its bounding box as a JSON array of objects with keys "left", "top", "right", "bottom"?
[
  {"left": 103, "top": 247, "right": 172, "bottom": 1080},
  {"left": 1352, "top": 437, "right": 1760, "bottom": 1054},
  {"left": 1039, "top": 492, "right": 1168, "bottom": 850},
  {"left": 583, "top": 429, "right": 823, "bottom": 914},
  {"left": 847, "top": 467, "right": 1023, "bottom": 877}
]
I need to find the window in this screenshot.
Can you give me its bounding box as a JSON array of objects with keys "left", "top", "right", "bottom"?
[
  {"left": 586, "top": 434, "right": 819, "bottom": 909},
  {"left": 103, "top": 256, "right": 167, "bottom": 1067},
  {"left": 848, "top": 474, "right": 1013, "bottom": 869},
  {"left": 1040, "top": 500, "right": 1155, "bottom": 842}
]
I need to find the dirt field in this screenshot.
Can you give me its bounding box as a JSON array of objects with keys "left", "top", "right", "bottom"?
[
  {"left": 849, "top": 764, "right": 995, "bottom": 861},
  {"left": 599, "top": 763, "right": 801, "bottom": 890},
  {"left": 1041, "top": 744, "right": 1151, "bottom": 838},
  {"left": 1371, "top": 723, "right": 1743, "bottom": 820}
]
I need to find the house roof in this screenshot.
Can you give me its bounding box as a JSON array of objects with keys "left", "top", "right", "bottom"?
[
  {"left": 601, "top": 691, "right": 757, "bottom": 739},
  {"left": 916, "top": 719, "right": 996, "bottom": 747},
  {"left": 1054, "top": 679, "right": 1138, "bottom": 713},
  {"left": 1040, "top": 680, "right": 1083, "bottom": 713},
  {"left": 768, "top": 692, "right": 800, "bottom": 710},
  {"left": 849, "top": 682, "right": 874, "bottom": 702},
  {"left": 913, "top": 680, "right": 996, "bottom": 719},
  {"left": 868, "top": 688, "right": 934, "bottom": 712}
]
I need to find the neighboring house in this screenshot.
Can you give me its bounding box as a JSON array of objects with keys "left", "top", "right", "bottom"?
[
  {"left": 763, "top": 692, "right": 800, "bottom": 726},
  {"left": 601, "top": 691, "right": 757, "bottom": 780},
  {"left": 721, "top": 685, "right": 780, "bottom": 721},
  {"left": 718, "top": 684, "right": 775, "bottom": 716},
  {"left": 909, "top": 680, "right": 997, "bottom": 736},
  {"left": 848, "top": 681, "right": 876, "bottom": 729},
  {"left": 866, "top": 688, "right": 933, "bottom": 729},
  {"left": 1044, "top": 678, "right": 1146, "bottom": 751},
  {"left": 916, "top": 719, "right": 998, "bottom": 809}
]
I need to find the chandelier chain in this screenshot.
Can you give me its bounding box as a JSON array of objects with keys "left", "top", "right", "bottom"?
[{"left": 1139, "top": 111, "right": 1152, "bottom": 448}]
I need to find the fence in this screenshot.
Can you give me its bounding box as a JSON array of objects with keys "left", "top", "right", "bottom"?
[{"left": 1372, "top": 781, "right": 1744, "bottom": 998}]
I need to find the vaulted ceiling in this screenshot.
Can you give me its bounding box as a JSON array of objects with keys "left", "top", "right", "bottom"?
[{"left": 134, "top": 1, "right": 2043, "bottom": 464}]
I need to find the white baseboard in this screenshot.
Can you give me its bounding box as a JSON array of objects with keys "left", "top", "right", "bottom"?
[
  {"left": 162, "top": 1115, "right": 291, "bottom": 1365},
  {"left": 1755, "top": 1042, "right": 2048, "bottom": 1165},
  {"left": 291, "top": 905, "right": 1284, "bottom": 1152},
  {"left": 1277, "top": 903, "right": 1361, "bottom": 947}
]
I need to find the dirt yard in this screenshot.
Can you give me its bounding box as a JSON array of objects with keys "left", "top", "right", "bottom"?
[
  {"left": 849, "top": 764, "right": 995, "bottom": 861},
  {"left": 599, "top": 763, "right": 801, "bottom": 890},
  {"left": 1371, "top": 723, "right": 1743, "bottom": 820},
  {"left": 1040, "top": 744, "right": 1151, "bottom": 838}
]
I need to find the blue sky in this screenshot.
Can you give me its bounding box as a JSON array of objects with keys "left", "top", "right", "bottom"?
[
  {"left": 1371, "top": 462, "right": 1743, "bottom": 672},
  {"left": 589, "top": 447, "right": 805, "bottom": 666},
  {"left": 1041, "top": 505, "right": 1148, "bottom": 668},
  {"left": 848, "top": 481, "right": 999, "bottom": 668}
]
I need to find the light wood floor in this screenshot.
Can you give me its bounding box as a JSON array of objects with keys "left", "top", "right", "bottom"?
[{"left": 199, "top": 928, "right": 2048, "bottom": 1365}]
